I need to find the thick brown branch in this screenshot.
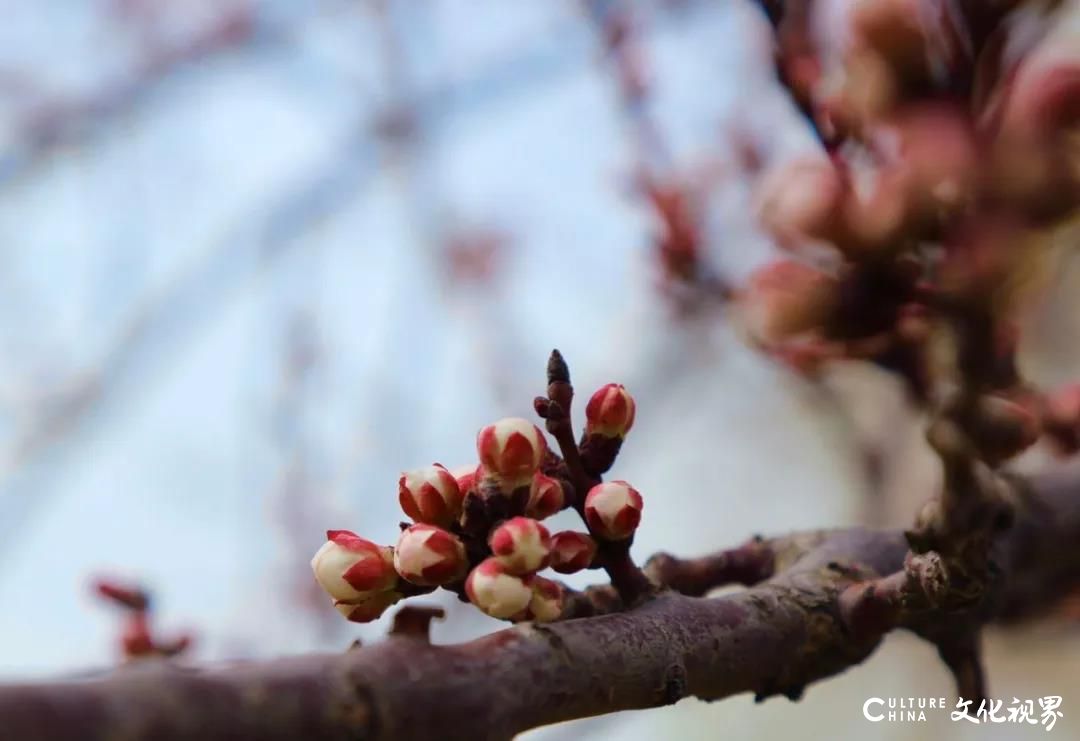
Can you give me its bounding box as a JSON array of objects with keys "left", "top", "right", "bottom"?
[{"left": 2, "top": 466, "right": 1079, "bottom": 740}]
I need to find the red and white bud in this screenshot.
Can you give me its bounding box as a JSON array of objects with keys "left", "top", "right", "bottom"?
[
  {"left": 448, "top": 464, "right": 482, "bottom": 495},
  {"left": 489, "top": 517, "right": 551, "bottom": 574},
  {"left": 333, "top": 591, "right": 403, "bottom": 624},
  {"left": 465, "top": 558, "right": 534, "bottom": 619},
  {"left": 584, "top": 481, "right": 643, "bottom": 541},
  {"left": 739, "top": 259, "right": 838, "bottom": 345},
  {"left": 585, "top": 383, "right": 636, "bottom": 438},
  {"left": 549, "top": 531, "right": 598, "bottom": 574},
  {"left": 526, "top": 473, "right": 566, "bottom": 520},
  {"left": 476, "top": 417, "right": 547, "bottom": 489},
  {"left": 528, "top": 577, "right": 564, "bottom": 623},
  {"left": 394, "top": 524, "right": 468, "bottom": 586},
  {"left": 398, "top": 463, "right": 464, "bottom": 527},
  {"left": 311, "top": 530, "right": 397, "bottom": 602}
]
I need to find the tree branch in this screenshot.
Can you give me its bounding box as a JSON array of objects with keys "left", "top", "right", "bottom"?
[{"left": 4, "top": 465, "right": 1079, "bottom": 741}]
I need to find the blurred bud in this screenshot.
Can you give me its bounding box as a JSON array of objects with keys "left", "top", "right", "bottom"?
[
  {"left": 1044, "top": 384, "right": 1080, "bottom": 454},
  {"left": 448, "top": 464, "right": 481, "bottom": 495},
  {"left": 893, "top": 105, "right": 977, "bottom": 212},
  {"left": 527, "top": 577, "right": 564, "bottom": 623},
  {"left": 489, "top": 517, "right": 551, "bottom": 574},
  {"left": 394, "top": 524, "right": 468, "bottom": 586},
  {"left": 120, "top": 615, "right": 154, "bottom": 657},
  {"left": 584, "top": 481, "right": 643, "bottom": 541},
  {"left": 585, "top": 383, "right": 636, "bottom": 438},
  {"left": 1045, "top": 384, "right": 1080, "bottom": 426},
  {"left": 896, "top": 302, "right": 931, "bottom": 343},
  {"left": 465, "top": 558, "right": 534, "bottom": 619},
  {"left": 841, "top": 48, "right": 898, "bottom": 122},
  {"left": 311, "top": 530, "right": 397, "bottom": 602},
  {"left": 334, "top": 591, "right": 403, "bottom": 624},
  {"left": 549, "top": 531, "right": 598, "bottom": 574},
  {"left": 1000, "top": 38, "right": 1080, "bottom": 140},
  {"left": 526, "top": 472, "right": 566, "bottom": 520},
  {"left": 849, "top": 0, "right": 927, "bottom": 80},
  {"left": 842, "top": 166, "right": 912, "bottom": 248},
  {"left": 739, "top": 259, "right": 838, "bottom": 344},
  {"left": 476, "top": 417, "right": 548, "bottom": 489},
  {"left": 398, "top": 463, "right": 464, "bottom": 527},
  {"left": 94, "top": 579, "right": 149, "bottom": 611},
  {"left": 757, "top": 157, "right": 844, "bottom": 246},
  {"left": 974, "top": 393, "right": 1041, "bottom": 463}
]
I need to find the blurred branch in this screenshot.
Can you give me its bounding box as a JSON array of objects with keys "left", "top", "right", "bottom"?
[
  {"left": 3, "top": 465, "right": 1079, "bottom": 739},
  {"left": 0, "top": 7, "right": 635, "bottom": 557}
]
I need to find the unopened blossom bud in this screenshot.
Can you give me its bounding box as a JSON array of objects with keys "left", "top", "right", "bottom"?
[
  {"left": 757, "top": 157, "right": 843, "bottom": 246},
  {"left": 120, "top": 615, "right": 154, "bottom": 658},
  {"left": 739, "top": 259, "right": 838, "bottom": 345},
  {"left": 334, "top": 591, "right": 403, "bottom": 624},
  {"left": 448, "top": 464, "right": 481, "bottom": 495},
  {"left": 465, "top": 558, "right": 534, "bottom": 619},
  {"left": 1045, "top": 385, "right": 1080, "bottom": 426},
  {"left": 549, "top": 531, "right": 597, "bottom": 574},
  {"left": 528, "top": 577, "right": 564, "bottom": 623},
  {"left": 398, "top": 463, "right": 464, "bottom": 527},
  {"left": 394, "top": 524, "right": 468, "bottom": 586},
  {"left": 526, "top": 472, "right": 566, "bottom": 520},
  {"left": 975, "top": 394, "right": 1041, "bottom": 463},
  {"left": 585, "top": 384, "right": 636, "bottom": 438},
  {"left": 584, "top": 481, "right": 643, "bottom": 541},
  {"left": 476, "top": 417, "right": 547, "bottom": 489},
  {"left": 311, "top": 530, "right": 397, "bottom": 602},
  {"left": 489, "top": 517, "right": 551, "bottom": 574}
]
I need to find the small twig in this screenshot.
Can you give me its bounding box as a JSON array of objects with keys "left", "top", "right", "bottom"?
[
  {"left": 644, "top": 538, "right": 775, "bottom": 596},
  {"left": 389, "top": 606, "right": 445, "bottom": 643}
]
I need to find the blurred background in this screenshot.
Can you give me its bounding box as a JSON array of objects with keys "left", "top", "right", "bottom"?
[{"left": 0, "top": 0, "right": 1077, "bottom": 739}]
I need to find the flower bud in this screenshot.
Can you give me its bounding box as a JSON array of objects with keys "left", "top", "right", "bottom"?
[
  {"left": 584, "top": 481, "right": 643, "bottom": 541},
  {"left": 311, "top": 530, "right": 397, "bottom": 602},
  {"left": 974, "top": 393, "right": 1041, "bottom": 463},
  {"left": 465, "top": 558, "right": 534, "bottom": 619},
  {"left": 489, "top": 517, "right": 551, "bottom": 574},
  {"left": 1045, "top": 384, "right": 1080, "bottom": 427},
  {"left": 739, "top": 259, "right": 838, "bottom": 345},
  {"left": 526, "top": 473, "right": 566, "bottom": 520},
  {"left": 585, "top": 383, "right": 636, "bottom": 438},
  {"left": 448, "top": 464, "right": 481, "bottom": 495},
  {"left": 398, "top": 463, "right": 464, "bottom": 527},
  {"left": 476, "top": 417, "right": 547, "bottom": 489},
  {"left": 394, "top": 524, "right": 468, "bottom": 586},
  {"left": 528, "top": 577, "right": 564, "bottom": 623},
  {"left": 549, "top": 531, "right": 598, "bottom": 574},
  {"left": 757, "top": 157, "right": 843, "bottom": 246},
  {"left": 333, "top": 591, "right": 403, "bottom": 624}
]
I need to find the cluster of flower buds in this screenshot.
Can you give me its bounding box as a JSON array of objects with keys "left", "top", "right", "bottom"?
[
  {"left": 313, "top": 390, "right": 648, "bottom": 626},
  {"left": 744, "top": 0, "right": 1080, "bottom": 399}
]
